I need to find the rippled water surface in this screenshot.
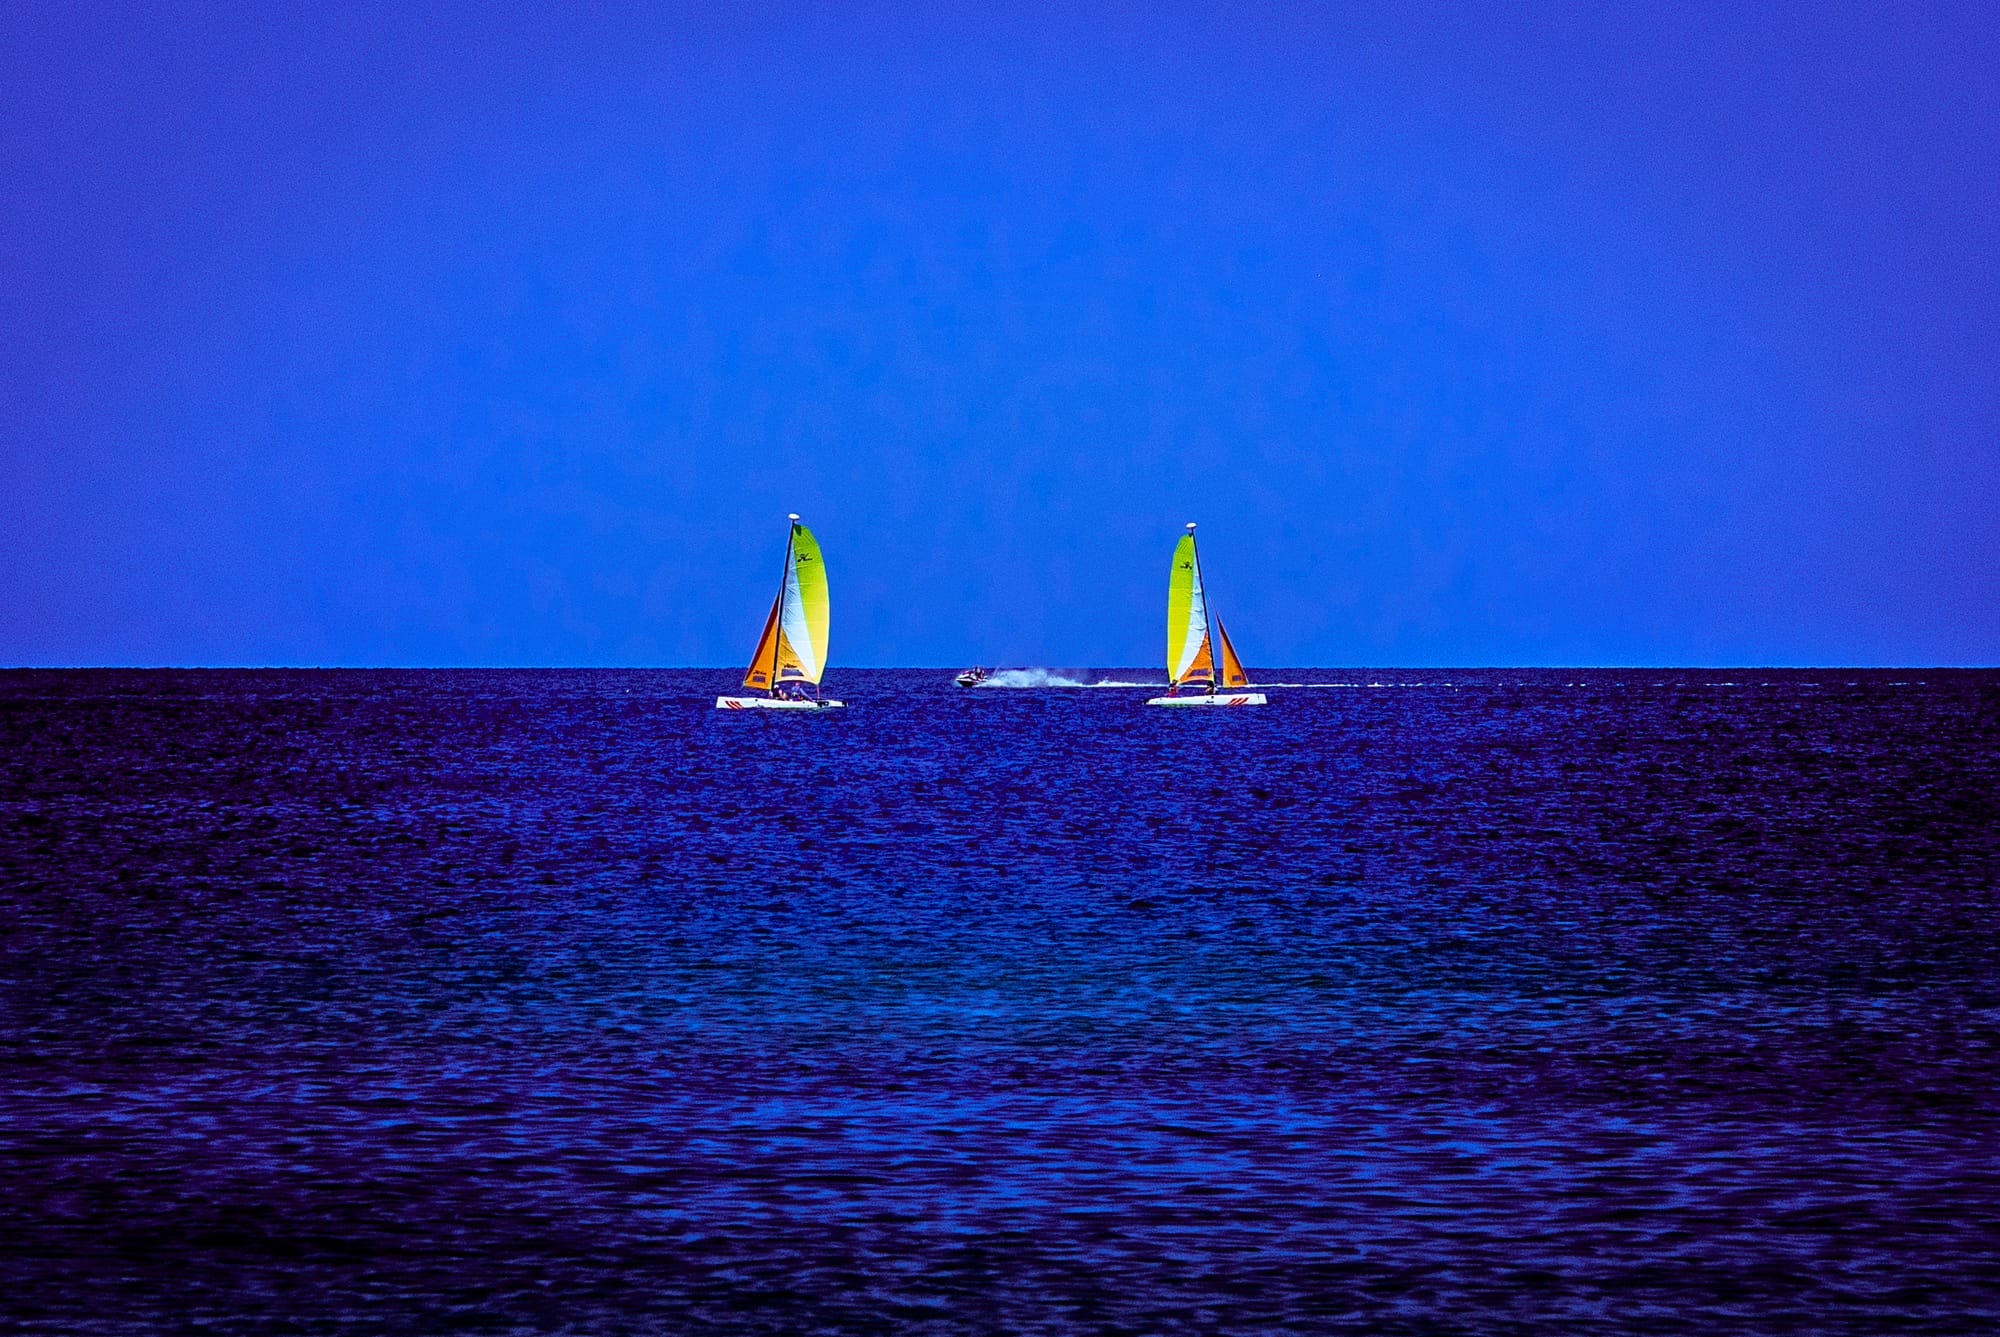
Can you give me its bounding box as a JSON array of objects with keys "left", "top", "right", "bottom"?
[{"left": 3, "top": 668, "right": 1998, "bottom": 1334}]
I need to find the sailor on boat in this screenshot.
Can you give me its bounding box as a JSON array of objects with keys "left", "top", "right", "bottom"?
[{"left": 954, "top": 666, "right": 991, "bottom": 687}]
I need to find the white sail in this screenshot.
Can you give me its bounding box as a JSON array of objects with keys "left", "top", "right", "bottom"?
[{"left": 778, "top": 544, "right": 820, "bottom": 682}]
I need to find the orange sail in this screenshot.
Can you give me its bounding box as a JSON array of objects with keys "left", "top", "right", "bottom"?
[
  {"left": 741, "top": 592, "right": 783, "bottom": 690},
  {"left": 1178, "top": 631, "right": 1215, "bottom": 685},
  {"left": 1215, "top": 619, "right": 1249, "bottom": 687}
]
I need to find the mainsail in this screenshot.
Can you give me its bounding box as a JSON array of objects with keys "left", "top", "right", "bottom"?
[
  {"left": 1147, "top": 522, "right": 1266, "bottom": 708},
  {"left": 1167, "top": 529, "right": 1210, "bottom": 685},
  {"left": 1166, "top": 524, "right": 1250, "bottom": 691},
  {"left": 742, "top": 516, "right": 830, "bottom": 691}
]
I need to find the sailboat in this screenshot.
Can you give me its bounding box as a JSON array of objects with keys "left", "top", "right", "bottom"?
[
  {"left": 715, "top": 514, "right": 846, "bottom": 710},
  {"left": 1145, "top": 522, "right": 1267, "bottom": 707}
]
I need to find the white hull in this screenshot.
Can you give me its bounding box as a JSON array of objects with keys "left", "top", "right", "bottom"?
[
  {"left": 715, "top": 696, "right": 846, "bottom": 710},
  {"left": 1145, "top": 692, "right": 1267, "bottom": 707}
]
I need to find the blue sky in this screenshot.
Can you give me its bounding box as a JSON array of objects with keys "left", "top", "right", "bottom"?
[{"left": 3, "top": 3, "right": 1995, "bottom": 666}]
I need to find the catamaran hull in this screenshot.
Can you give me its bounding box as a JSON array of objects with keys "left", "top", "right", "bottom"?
[
  {"left": 1145, "top": 693, "right": 1267, "bottom": 707},
  {"left": 715, "top": 696, "right": 846, "bottom": 710}
]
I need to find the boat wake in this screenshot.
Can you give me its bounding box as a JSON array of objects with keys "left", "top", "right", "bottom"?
[
  {"left": 973, "top": 669, "right": 1162, "bottom": 689},
  {"left": 976, "top": 668, "right": 1091, "bottom": 688}
]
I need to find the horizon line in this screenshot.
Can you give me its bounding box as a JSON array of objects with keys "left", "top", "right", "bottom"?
[{"left": 3, "top": 663, "right": 1994, "bottom": 673}]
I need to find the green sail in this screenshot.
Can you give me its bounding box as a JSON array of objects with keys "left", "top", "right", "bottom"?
[
  {"left": 778, "top": 520, "right": 831, "bottom": 684},
  {"left": 1166, "top": 530, "right": 1210, "bottom": 684}
]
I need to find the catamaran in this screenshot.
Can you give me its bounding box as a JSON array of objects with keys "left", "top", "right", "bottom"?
[
  {"left": 1145, "top": 522, "right": 1267, "bottom": 707},
  {"left": 716, "top": 514, "right": 845, "bottom": 710}
]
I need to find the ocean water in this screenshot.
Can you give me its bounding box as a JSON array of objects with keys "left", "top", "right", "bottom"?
[{"left": 2, "top": 668, "right": 1998, "bottom": 1334}]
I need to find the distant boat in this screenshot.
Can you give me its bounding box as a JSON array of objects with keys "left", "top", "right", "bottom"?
[
  {"left": 954, "top": 667, "right": 991, "bottom": 687},
  {"left": 1145, "top": 523, "right": 1267, "bottom": 707},
  {"left": 716, "top": 515, "right": 846, "bottom": 711}
]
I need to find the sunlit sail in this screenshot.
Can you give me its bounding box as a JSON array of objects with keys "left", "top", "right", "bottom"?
[
  {"left": 1146, "top": 523, "right": 1267, "bottom": 707},
  {"left": 717, "top": 515, "right": 845, "bottom": 711}
]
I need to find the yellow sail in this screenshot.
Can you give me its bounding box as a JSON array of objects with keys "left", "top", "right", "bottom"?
[
  {"left": 742, "top": 516, "right": 830, "bottom": 692},
  {"left": 1215, "top": 618, "right": 1249, "bottom": 688},
  {"left": 1167, "top": 528, "right": 1209, "bottom": 683},
  {"left": 781, "top": 521, "right": 830, "bottom": 684},
  {"left": 1147, "top": 523, "right": 1266, "bottom": 708},
  {"left": 1167, "top": 524, "right": 1252, "bottom": 692}
]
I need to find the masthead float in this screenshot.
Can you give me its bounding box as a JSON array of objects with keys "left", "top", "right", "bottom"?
[
  {"left": 1145, "top": 522, "right": 1267, "bottom": 707},
  {"left": 716, "top": 514, "right": 846, "bottom": 710}
]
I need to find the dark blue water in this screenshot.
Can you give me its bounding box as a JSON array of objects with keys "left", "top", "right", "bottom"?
[{"left": 3, "top": 669, "right": 1998, "bottom": 1334}]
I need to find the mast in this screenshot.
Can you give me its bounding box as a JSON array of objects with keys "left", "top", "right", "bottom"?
[
  {"left": 1188, "top": 521, "right": 1216, "bottom": 695},
  {"left": 811, "top": 518, "right": 820, "bottom": 704},
  {"left": 768, "top": 514, "right": 798, "bottom": 697}
]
